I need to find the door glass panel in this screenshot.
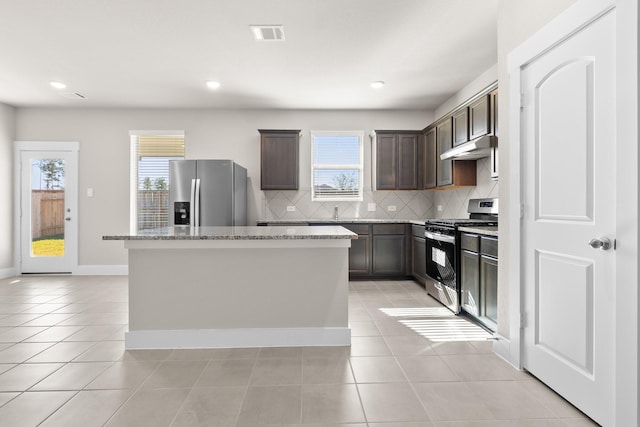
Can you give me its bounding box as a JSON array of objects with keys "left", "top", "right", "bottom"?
[{"left": 30, "top": 158, "right": 65, "bottom": 257}]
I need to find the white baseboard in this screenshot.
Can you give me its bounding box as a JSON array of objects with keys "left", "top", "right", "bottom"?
[
  {"left": 73, "top": 265, "right": 128, "bottom": 276},
  {"left": 493, "top": 332, "right": 519, "bottom": 368},
  {"left": 125, "top": 327, "right": 352, "bottom": 350},
  {"left": 0, "top": 266, "right": 18, "bottom": 280}
]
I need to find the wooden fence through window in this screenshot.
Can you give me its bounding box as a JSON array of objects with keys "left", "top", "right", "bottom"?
[
  {"left": 138, "top": 190, "right": 169, "bottom": 230},
  {"left": 31, "top": 190, "right": 64, "bottom": 240}
]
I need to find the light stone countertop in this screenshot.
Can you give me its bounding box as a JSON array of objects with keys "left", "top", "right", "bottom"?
[
  {"left": 103, "top": 225, "right": 357, "bottom": 241},
  {"left": 257, "top": 218, "right": 427, "bottom": 225},
  {"left": 457, "top": 225, "right": 499, "bottom": 237}
]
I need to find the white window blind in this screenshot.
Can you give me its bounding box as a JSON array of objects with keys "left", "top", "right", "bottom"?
[
  {"left": 311, "top": 131, "right": 364, "bottom": 201},
  {"left": 129, "top": 132, "right": 184, "bottom": 232}
]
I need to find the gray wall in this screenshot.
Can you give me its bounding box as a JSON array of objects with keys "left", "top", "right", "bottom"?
[
  {"left": 15, "top": 108, "right": 431, "bottom": 267},
  {"left": 0, "top": 103, "right": 15, "bottom": 274}
]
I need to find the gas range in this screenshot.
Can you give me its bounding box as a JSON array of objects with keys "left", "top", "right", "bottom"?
[
  {"left": 423, "top": 198, "right": 498, "bottom": 314},
  {"left": 425, "top": 198, "right": 499, "bottom": 235},
  {"left": 424, "top": 218, "right": 498, "bottom": 236}
]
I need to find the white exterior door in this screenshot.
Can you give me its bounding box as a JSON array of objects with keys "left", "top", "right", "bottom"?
[
  {"left": 17, "top": 142, "right": 79, "bottom": 274},
  {"left": 520, "top": 9, "right": 615, "bottom": 426}
]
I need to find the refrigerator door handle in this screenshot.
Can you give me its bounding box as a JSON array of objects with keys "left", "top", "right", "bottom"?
[
  {"left": 194, "top": 178, "right": 201, "bottom": 227},
  {"left": 190, "top": 178, "right": 196, "bottom": 226}
]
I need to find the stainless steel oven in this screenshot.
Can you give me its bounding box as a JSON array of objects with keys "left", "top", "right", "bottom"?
[
  {"left": 424, "top": 227, "right": 458, "bottom": 312},
  {"left": 424, "top": 198, "right": 498, "bottom": 314}
]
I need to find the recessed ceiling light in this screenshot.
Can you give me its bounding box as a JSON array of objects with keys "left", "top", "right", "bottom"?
[
  {"left": 206, "top": 81, "right": 221, "bottom": 90},
  {"left": 370, "top": 81, "right": 385, "bottom": 89},
  {"left": 50, "top": 81, "right": 67, "bottom": 89}
]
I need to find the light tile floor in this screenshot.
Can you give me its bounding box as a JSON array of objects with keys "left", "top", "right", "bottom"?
[{"left": 0, "top": 275, "right": 598, "bottom": 427}]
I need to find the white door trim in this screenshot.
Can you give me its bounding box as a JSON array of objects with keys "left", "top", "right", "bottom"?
[
  {"left": 507, "top": 0, "right": 638, "bottom": 425},
  {"left": 13, "top": 141, "right": 80, "bottom": 274}
]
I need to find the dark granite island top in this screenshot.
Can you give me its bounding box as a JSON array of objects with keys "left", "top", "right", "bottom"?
[{"left": 103, "top": 225, "right": 357, "bottom": 241}]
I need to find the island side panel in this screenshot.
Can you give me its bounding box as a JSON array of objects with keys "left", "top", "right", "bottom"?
[{"left": 127, "top": 245, "right": 349, "bottom": 342}]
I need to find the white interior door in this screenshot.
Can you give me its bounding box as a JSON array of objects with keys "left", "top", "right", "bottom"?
[
  {"left": 520, "top": 10, "right": 615, "bottom": 426},
  {"left": 18, "top": 143, "right": 78, "bottom": 274}
]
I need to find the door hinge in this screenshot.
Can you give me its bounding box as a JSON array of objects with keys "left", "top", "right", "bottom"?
[
  {"left": 520, "top": 204, "right": 524, "bottom": 219},
  {"left": 520, "top": 93, "right": 525, "bottom": 110}
]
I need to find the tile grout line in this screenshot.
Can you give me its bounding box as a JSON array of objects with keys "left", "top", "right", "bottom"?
[
  {"left": 232, "top": 350, "right": 260, "bottom": 426},
  {"left": 349, "top": 356, "right": 370, "bottom": 427},
  {"left": 166, "top": 354, "right": 213, "bottom": 426},
  {"left": 100, "top": 352, "right": 167, "bottom": 426}
]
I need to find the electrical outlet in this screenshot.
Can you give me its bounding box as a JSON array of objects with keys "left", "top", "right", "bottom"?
[
  {"left": 437, "top": 205, "right": 443, "bottom": 212},
  {"left": 286, "top": 205, "right": 296, "bottom": 212},
  {"left": 87, "top": 188, "right": 94, "bottom": 198},
  {"left": 387, "top": 205, "right": 396, "bottom": 212},
  {"left": 367, "top": 203, "right": 376, "bottom": 212}
]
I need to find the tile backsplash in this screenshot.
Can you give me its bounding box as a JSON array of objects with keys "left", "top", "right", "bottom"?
[
  {"left": 432, "top": 158, "right": 499, "bottom": 219},
  {"left": 262, "top": 158, "right": 499, "bottom": 221},
  {"left": 262, "top": 189, "right": 435, "bottom": 221}
]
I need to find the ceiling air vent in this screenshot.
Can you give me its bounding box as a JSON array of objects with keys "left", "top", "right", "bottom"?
[
  {"left": 250, "top": 25, "right": 285, "bottom": 41},
  {"left": 59, "top": 92, "right": 87, "bottom": 100}
]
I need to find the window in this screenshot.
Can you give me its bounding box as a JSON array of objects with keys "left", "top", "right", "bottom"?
[
  {"left": 311, "top": 131, "right": 364, "bottom": 201},
  {"left": 130, "top": 131, "right": 184, "bottom": 232}
]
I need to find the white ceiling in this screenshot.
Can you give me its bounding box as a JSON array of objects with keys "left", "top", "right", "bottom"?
[{"left": 0, "top": 0, "right": 498, "bottom": 110}]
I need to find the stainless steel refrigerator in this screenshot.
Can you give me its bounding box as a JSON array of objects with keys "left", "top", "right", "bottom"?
[{"left": 169, "top": 160, "right": 247, "bottom": 226}]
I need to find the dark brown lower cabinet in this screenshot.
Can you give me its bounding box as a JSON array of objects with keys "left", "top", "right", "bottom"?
[
  {"left": 410, "top": 224, "right": 427, "bottom": 284},
  {"left": 460, "top": 233, "right": 498, "bottom": 331},
  {"left": 263, "top": 222, "right": 410, "bottom": 279},
  {"left": 371, "top": 224, "right": 407, "bottom": 277},
  {"left": 372, "top": 235, "right": 405, "bottom": 276},
  {"left": 348, "top": 234, "right": 370, "bottom": 276}
]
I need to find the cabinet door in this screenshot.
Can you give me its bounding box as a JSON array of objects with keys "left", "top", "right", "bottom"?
[
  {"left": 376, "top": 133, "right": 397, "bottom": 190},
  {"left": 491, "top": 89, "right": 499, "bottom": 136},
  {"left": 490, "top": 89, "right": 499, "bottom": 179},
  {"left": 259, "top": 130, "right": 299, "bottom": 190},
  {"left": 469, "top": 94, "right": 491, "bottom": 140},
  {"left": 397, "top": 133, "right": 419, "bottom": 189},
  {"left": 461, "top": 249, "right": 480, "bottom": 316},
  {"left": 372, "top": 235, "right": 405, "bottom": 276},
  {"left": 452, "top": 108, "right": 469, "bottom": 146},
  {"left": 423, "top": 128, "right": 437, "bottom": 189},
  {"left": 436, "top": 119, "right": 453, "bottom": 186},
  {"left": 349, "top": 234, "right": 371, "bottom": 276},
  {"left": 480, "top": 255, "right": 498, "bottom": 323},
  {"left": 411, "top": 235, "right": 427, "bottom": 282}
]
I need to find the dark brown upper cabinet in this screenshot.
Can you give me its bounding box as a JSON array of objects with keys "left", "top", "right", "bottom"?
[
  {"left": 259, "top": 129, "right": 300, "bottom": 190},
  {"left": 490, "top": 89, "right": 499, "bottom": 137},
  {"left": 435, "top": 118, "right": 476, "bottom": 189},
  {"left": 375, "top": 131, "right": 421, "bottom": 190},
  {"left": 423, "top": 127, "right": 437, "bottom": 190},
  {"left": 452, "top": 108, "right": 469, "bottom": 147},
  {"left": 469, "top": 94, "right": 492, "bottom": 140},
  {"left": 490, "top": 89, "right": 499, "bottom": 179},
  {"left": 436, "top": 119, "right": 453, "bottom": 187}
]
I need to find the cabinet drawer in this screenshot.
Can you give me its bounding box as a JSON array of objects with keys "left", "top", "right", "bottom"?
[
  {"left": 341, "top": 223, "right": 369, "bottom": 235},
  {"left": 373, "top": 224, "right": 406, "bottom": 235},
  {"left": 461, "top": 233, "right": 479, "bottom": 252},
  {"left": 411, "top": 224, "right": 425, "bottom": 237},
  {"left": 480, "top": 236, "right": 498, "bottom": 257}
]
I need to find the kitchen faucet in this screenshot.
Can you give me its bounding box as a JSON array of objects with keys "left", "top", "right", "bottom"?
[{"left": 334, "top": 205, "right": 339, "bottom": 220}]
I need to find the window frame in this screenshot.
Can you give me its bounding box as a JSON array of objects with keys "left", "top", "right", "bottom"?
[
  {"left": 129, "top": 130, "right": 185, "bottom": 233},
  {"left": 310, "top": 130, "right": 364, "bottom": 202}
]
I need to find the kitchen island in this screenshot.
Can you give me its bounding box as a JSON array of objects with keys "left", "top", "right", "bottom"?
[{"left": 103, "top": 226, "right": 356, "bottom": 349}]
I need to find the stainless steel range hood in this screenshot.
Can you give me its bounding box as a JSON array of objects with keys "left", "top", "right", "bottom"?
[{"left": 440, "top": 135, "right": 497, "bottom": 161}]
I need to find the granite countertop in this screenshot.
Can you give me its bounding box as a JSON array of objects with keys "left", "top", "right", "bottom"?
[
  {"left": 103, "top": 226, "right": 357, "bottom": 241},
  {"left": 458, "top": 225, "right": 499, "bottom": 237},
  {"left": 257, "top": 219, "right": 426, "bottom": 225}
]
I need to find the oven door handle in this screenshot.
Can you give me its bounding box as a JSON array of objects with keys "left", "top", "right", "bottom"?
[{"left": 425, "top": 231, "right": 456, "bottom": 244}]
